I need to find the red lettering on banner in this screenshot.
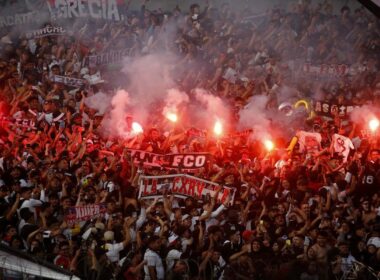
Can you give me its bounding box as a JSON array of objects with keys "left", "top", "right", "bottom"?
[
  {"left": 142, "top": 179, "right": 149, "bottom": 195},
  {"left": 188, "top": 179, "right": 196, "bottom": 196},
  {"left": 172, "top": 177, "right": 180, "bottom": 192},
  {"left": 178, "top": 178, "right": 188, "bottom": 194},
  {"left": 77, "top": 208, "right": 83, "bottom": 219},
  {"left": 220, "top": 188, "right": 230, "bottom": 203},
  {"left": 196, "top": 182, "right": 206, "bottom": 198},
  {"left": 151, "top": 179, "right": 157, "bottom": 194}
]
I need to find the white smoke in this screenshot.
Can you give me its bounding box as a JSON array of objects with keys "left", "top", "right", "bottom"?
[
  {"left": 239, "top": 95, "right": 272, "bottom": 139},
  {"left": 84, "top": 92, "right": 112, "bottom": 115},
  {"left": 194, "top": 88, "right": 230, "bottom": 120},
  {"left": 350, "top": 105, "right": 380, "bottom": 124},
  {"left": 276, "top": 85, "right": 299, "bottom": 104},
  {"left": 162, "top": 88, "right": 189, "bottom": 119},
  {"left": 100, "top": 89, "right": 132, "bottom": 138},
  {"left": 121, "top": 53, "right": 177, "bottom": 124}
]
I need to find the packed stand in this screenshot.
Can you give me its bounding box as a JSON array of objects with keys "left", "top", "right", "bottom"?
[{"left": 0, "top": 0, "right": 380, "bottom": 280}]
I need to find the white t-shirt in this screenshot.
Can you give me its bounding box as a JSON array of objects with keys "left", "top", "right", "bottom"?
[
  {"left": 166, "top": 249, "right": 182, "bottom": 271},
  {"left": 105, "top": 242, "right": 124, "bottom": 262},
  {"left": 144, "top": 249, "right": 164, "bottom": 280},
  {"left": 341, "top": 254, "right": 356, "bottom": 274},
  {"left": 331, "top": 134, "right": 354, "bottom": 162},
  {"left": 296, "top": 131, "right": 321, "bottom": 155}
]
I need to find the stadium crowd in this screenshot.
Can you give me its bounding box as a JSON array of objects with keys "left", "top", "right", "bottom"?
[{"left": 0, "top": 0, "right": 380, "bottom": 279}]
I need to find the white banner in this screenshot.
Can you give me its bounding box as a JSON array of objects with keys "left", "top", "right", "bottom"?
[
  {"left": 0, "top": 12, "right": 40, "bottom": 28},
  {"left": 83, "top": 49, "right": 129, "bottom": 67},
  {"left": 50, "top": 75, "right": 86, "bottom": 87},
  {"left": 26, "top": 26, "right": 66, "bottom": 39},
  {"left": 139, "top": 174, "right": 235, "bottom": 204},
  {"left": 0, "top": 116, "right": 36, "bottom": 130},
  {"left": 48, "top": 0, "right": 124, "bottom": 21},
  {"left": 302, "top": 63, "right": 366, "bottom": 77}
]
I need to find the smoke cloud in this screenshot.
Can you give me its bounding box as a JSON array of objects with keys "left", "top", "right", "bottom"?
[
  {"left": 121, "top": 53, "right": 177, "bottom": 124},
  {"left": 162, "top": 89, "right": 189, "bottom": 119},
  {"left": 194, "top": 89, "right": 229, "bottom": 118},
  {"left": 193, "top": 88, "right": 231, "bottom": 130},
  {"left": 350, "top": 105, "right": 380, "bottom": 124},
  {"left": 84, "top": 92, "right": 112, "bottom": 116},
  {"left": 100, "top": 89, "right": 131, "bottom": 138},
  {"left": 239, "top": 95, "right": 272, "bottom": 139}
]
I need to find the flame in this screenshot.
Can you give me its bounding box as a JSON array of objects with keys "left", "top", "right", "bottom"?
[
  {"left": 166, "top": 112, "right": 178, "bottom": 123},
  {"left": 369, "top": 118, "right": 379, "bottom": 132},
  {"left": 264, "top": 139, "right": 274, "bottom": 151},
  {"left": 214, "top": 120, "right": 223, "bottom": 136},
  {"left": 131, "top": 122, "right": 143, "bottom": 134}
]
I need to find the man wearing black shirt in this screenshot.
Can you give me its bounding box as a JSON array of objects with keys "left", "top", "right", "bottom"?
[{"left": 221, "top": 228, "right": 242, "bottom": 262}]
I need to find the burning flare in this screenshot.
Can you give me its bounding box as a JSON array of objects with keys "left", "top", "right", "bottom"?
[
  {"left": 166, "top": 112, "right": 178, "bottom": 123},
  {"left": 264, "top": 140, "right": 274, "bottom": 151},
  {"left": 131, "top": 122, "right": 143, "bottom": 134},
  {"left": 369, "top": 118, "right": 379, "bottom": 132},
  {"left": 213, "top": 120, "right": 223, "bottom": 136}
]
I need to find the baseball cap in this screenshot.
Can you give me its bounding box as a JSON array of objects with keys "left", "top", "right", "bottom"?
[
  {"left": 182, "top": 214, "right": 191, "bottom": 221},
  {"left": 367, "top": 237, "right": 380, "bottom": 248},
  {"left": 168, "top": 234, "right": 179, "bottom": 245}
]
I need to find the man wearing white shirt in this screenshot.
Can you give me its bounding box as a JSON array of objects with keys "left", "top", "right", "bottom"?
[
  {"left": 18, "top": 181, "right": 43, "bottom": 217},
  {"left": 104, "top": 217, "right": 134, "bottom": 263},
  {"left": 144, "top": 235, "right": 164, "bottom": 280},
  {"left": 166, "top": 235, "right": 183, "bottom": 271},
  {"left": 338, "top": 241, "right": 356, "bottom": 275},
  {"left": 199, "top": 194, "right": 230, "bottom": 230}
]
